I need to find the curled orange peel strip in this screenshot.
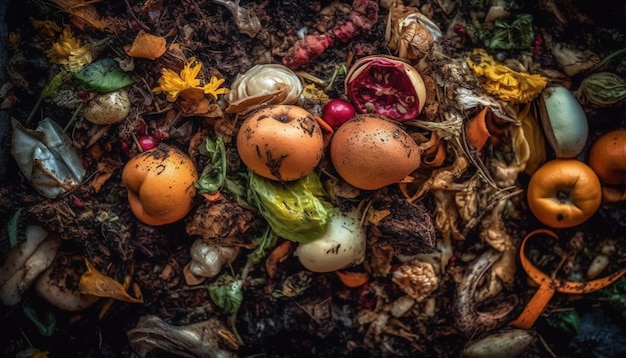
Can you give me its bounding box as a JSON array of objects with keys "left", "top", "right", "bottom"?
[{"left": 509, "top": 229, "right": 626, "bottom": 329}]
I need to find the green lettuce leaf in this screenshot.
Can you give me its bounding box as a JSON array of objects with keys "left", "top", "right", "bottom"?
[{"left": 248, "top": 172, "right": 334, "bottom": 243}]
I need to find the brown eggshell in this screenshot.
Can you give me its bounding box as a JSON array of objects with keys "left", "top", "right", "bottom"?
[
  {"left": 236, "top": 105, "right": 324, "bottom": 181},
  {"left": 330, "top": 114, "right": 421, "bottom": 190}
]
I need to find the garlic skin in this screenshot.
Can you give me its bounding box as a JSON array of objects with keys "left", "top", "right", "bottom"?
[
  {"left": 227, "top": 64, "right": 303, "bottom": 106},
  {"left": 295, "top": 209, "right": 366, "bottom": 273},
  {"left": 0, "top": 225, "right": 60, "bottom": 306},
  {"left": 188, "top": 239, "right": 239, "bottom": 278},
  {"left": 11, "top": 118, "right": 86, "bottom": 198}
]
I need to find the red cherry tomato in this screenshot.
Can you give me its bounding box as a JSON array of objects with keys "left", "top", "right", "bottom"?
[
  {"left": 137, "top": 135, "right": 160, "bottom": 151},
  {"left": 322, "top": 98, "right": 356, "bottom": 128}
]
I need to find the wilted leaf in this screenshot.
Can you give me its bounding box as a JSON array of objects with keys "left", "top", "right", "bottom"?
[
  {"left": 74, "top": 58, "right": 134, "bottom": 92},
  {"left": 79, "top": 259, "right": 143, "bottom": 304},
  {"left": 49, "top": 0, "right": 110, "bottom": 31}
]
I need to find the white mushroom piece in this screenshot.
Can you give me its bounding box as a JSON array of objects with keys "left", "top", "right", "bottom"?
[{"left": 0, "top": 225, "right": 61, "bottom": 306}]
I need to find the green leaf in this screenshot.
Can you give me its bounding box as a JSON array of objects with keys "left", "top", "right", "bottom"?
[
  {"left": 6, "top": 208, "right": 24, "bottom": 248},
  {"left": 247, "top": 226, "right": 278, "bottom": 263},
  {"left": 208, "top": 274, "right": 243, "bottom": 315},
  {"left": 42, "top": 71, "right": 68, "bottom": 98},
  {"left": 195, "top": 136, "right": 227, "bottom": 194},
  {"left": 74, "top": 58, "right": 134, "bottom": 92},
  {"left": 546, "top": 310, "right": 580, "bottom": 337},
  {"left": 596, "top": 276, "right": 626, "bottom": 320},
  {"left": 486, "top": 14, "right": 534, "bottom": 50},
  {"left": 247, "top": 172, "right": 334, "bottom": 243},
  {"left": 22, "top": 305, "right": 57, "bottom": 337}
]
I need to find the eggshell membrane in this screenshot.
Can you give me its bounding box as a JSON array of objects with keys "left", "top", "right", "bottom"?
[
  {"left": 330, "top": 115, "right": 421, "bottom": 190},
  {"left": 236, "top": 105, "right": 324, "bottom": 181}
]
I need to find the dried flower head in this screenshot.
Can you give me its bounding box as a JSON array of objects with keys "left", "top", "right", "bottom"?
[
  {"left": 466, "top": 49, "right": 547, "bottom": 104},
  {"left": 30, "top": 18, "right": 62, "bottom": 37},
  {"left": 392, "top": 258, "right": 439, "bottom": 301},
  {"left": 47, "top": 26, "right": 92, "bottom": 72},
  {"left": 153, "top": 57, "right": 229, "bottom": 102}
]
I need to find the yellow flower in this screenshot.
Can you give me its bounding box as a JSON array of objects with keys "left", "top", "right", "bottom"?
[
  {"left": 47, "top": 26, "right": 92, "bottom": 71},
  {"left": 467, "top": 49, "right": 547, "bottom": 104},
  {"left": 153, "top": 58, "right": 229, "bottom": 102},
  {"left": 203, "top": 76, "right": 230, "bottom": 99},
  {"left": 30, "top": 17, "right": 62, "bottom": 37}
]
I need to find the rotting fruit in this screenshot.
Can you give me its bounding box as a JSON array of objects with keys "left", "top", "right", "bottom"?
[
  {"left": 526, "top": 159, "right": 601, "bottom": 228},
  {"left": 330, "top": 114, "right": 421, "bottom": 190},
  {"left": 588, "top": 129, "right": 626, "bottom": 185},
  {"left": 122, "top": 144, "right": 199, "bottom": 226},
  {"left": 345, "top": 55, "right": 427, "bottom": 122},
  {"left": 236, "top": 104, "right": 325, "bottom": 182}
]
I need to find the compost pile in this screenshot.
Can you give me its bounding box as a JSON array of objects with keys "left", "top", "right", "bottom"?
[{"left": 2, "top": 0, "right": 626, "bottom": 357}]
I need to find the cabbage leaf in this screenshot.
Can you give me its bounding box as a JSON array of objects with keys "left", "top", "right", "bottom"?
[{"left": 248, "top": 172, "right": 334, "bottom": 243}]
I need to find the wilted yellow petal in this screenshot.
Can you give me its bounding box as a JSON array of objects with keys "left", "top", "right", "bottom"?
[
  {"left": 467, "top": 49, "right": 547, "bottom": 104},
  {"left": 79, "top": 259, "right": 143, "bottom": 304}
]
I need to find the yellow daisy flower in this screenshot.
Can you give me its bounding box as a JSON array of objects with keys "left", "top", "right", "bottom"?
[{"left": 153, "top": 57, "right": 229, "bottom": 102}]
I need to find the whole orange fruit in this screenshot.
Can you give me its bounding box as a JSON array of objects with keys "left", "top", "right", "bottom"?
[
  {"left": 527, "top": 159, "right": 601, "bottom": 228},
  {"left": 588, "top": 129, "right": 626, "bottom": 185},
  {"left": 122, "top": 144, "right": 198, "bottom": 226}
]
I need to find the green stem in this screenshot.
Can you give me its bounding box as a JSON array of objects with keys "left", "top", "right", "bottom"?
[
  {"left": 589, "top": 47, "right": 626, "bottom": 73},
  {"left": 63, "top": 102, "right": 84, "bottom": 132},
  {"left": 25, "top": 94, "right": 45, "bottom": 124}
]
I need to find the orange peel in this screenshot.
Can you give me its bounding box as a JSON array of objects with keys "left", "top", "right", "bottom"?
[
  {"left": 509, "top": 229, "right": 626, "bottom": 329},
  {"left": 124, "top": 29, "right": 166, "bottom": 60}
]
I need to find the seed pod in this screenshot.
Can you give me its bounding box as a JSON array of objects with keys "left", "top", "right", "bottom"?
[{"left": 576, "top": 72, "right": 626, "bottom": 107}]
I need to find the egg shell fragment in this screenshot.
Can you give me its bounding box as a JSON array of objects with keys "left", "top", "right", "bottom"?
[
  {"left": 539, "top": 86, "right": 588, "bottom": 158},
  {"left": 330, "top": 115, "right": 421, "bottom": 190}
]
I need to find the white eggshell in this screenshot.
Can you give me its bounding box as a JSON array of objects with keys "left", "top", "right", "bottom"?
[
  {"left": 540, "top": 86, "right": 588, "bottom": 158},
  {"left": 295, "top": 209, "right": 366, "bottom": 273},
  {"left": 84, "top": 89, "right": 131, "bottom": 125}
]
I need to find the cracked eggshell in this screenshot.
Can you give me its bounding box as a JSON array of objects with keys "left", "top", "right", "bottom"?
[
  {"left": 330, "top": 114, "right": 421, "bottom": 190},
  {"left": 295, "top": 208, "right": 366, "bottom": 273},
  {"left": 539, "top": 86, "right": 588, "bottom": 158},
  {"left": 83, "top": 89, "right": 131, "bottom": 125}
]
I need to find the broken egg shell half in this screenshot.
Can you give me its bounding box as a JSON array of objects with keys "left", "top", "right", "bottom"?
[
  {"left": 236, "top": 104, "right": 325, "bottom": 181},
  {"left": 539, "top": 85, "right": 588, "bottom": 158},
  {"left": 330, "top": 114, "right": 421, "bottom": 190},
  {"left": 83, "top": 89, "right": 131, "bottom": 125}
]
